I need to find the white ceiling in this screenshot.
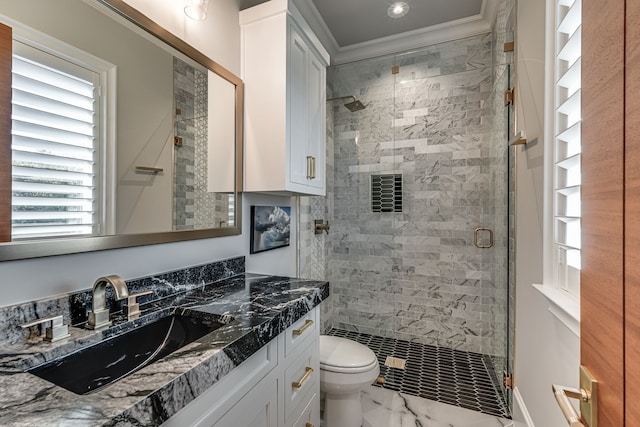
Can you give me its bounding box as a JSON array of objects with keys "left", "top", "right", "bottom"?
[{"left": 239, "top": 0, "right": 498, "bottom": 64}]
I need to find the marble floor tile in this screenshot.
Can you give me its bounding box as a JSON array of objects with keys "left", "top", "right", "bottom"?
[{"left": 361, "top": 386, "right": 513, "bottom": 427}]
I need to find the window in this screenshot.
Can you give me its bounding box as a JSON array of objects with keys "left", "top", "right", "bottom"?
[
  {"left": 11, "top": 41, "right": 103, "bottom": 240},
  {"left": 551, "top": 0, "right": 582, "bottom": 296}
]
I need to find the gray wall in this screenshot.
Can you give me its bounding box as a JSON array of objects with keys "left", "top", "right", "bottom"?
[{"left": 326, "top": 34, "right": 509, "bottom": 356}]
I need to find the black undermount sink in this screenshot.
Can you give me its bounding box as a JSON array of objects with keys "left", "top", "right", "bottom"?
[{"left": 28, "top": 312, "right": 229, "bottom": 395}]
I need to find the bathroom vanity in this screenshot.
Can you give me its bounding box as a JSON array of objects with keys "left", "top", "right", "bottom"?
[
  {"left": 0, "top": 258, "right": 328, "bottom": 426},
  {"left": 165, "top": 307, "right": 320, "bottom": 427}
]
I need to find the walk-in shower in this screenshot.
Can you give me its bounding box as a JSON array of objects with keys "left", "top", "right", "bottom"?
[{"left": 316, "top": 0, "right": 516, "bottom": 417}]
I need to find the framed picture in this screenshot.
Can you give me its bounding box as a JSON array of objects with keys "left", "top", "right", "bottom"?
[{"left": 250, "top": 205, "right": 291, "bottom": 254}]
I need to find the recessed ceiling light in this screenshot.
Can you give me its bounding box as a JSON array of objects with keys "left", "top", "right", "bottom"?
[{"left": 387, "top": 2, "right": 410, "bottom": 18}]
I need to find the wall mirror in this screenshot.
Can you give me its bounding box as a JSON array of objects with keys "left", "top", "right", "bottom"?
[{"left": 0, "top": 0, "right": 243, "bottom": 261}]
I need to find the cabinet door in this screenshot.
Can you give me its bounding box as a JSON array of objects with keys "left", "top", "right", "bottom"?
[
  {"left": 211, "top": 371, "right": 279, "bottom": 427},
  {"left": 283, "top": 340, "right": 319, "bottom": 425},
  {"left": 288, "top": 24, "right": 309, "bottom": 188},
  {"left": 305, "top": 52, "right": 325, "bottom": 192},
  {"left": 161, "top": 341, "right": 277, "bottom": 427},
  {"left": 290, "top": 392, "right": 320, "bottom": 427}
]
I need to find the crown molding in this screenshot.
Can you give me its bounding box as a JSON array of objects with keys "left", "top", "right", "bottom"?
[
  {"left": 290, "top": 0, "right": 340, "bottom": 54},
  {"left": 293, "top": 0, "right": 499, "bottom": 65}
]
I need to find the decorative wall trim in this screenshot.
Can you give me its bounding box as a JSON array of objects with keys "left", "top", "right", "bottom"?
[{"left": 513, "top": 387, "right": 536, "bottom": 427}]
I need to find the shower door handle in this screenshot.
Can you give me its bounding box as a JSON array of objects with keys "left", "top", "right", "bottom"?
[{"left": 474, "top": 228, "right": 493, "bottom": 248}]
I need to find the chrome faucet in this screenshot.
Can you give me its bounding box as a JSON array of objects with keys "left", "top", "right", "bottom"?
[{"left": 87, "top": 275, "right": 129, "bottom": 330}]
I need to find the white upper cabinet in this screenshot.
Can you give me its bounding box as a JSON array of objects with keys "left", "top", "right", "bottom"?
[{"left": 240, "top": 0, "right": 329, "bottom": 196}]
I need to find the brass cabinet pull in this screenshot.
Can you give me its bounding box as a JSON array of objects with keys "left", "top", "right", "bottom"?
[
  {"left": 292, "top": 319, "right": 313, "bottom": 336},
  {"left": 306, "top": 156, "right": 313, "bottom": 179},
  {"left": 305, "top": 156, "right": 317, "bottom": 179},
  {"left": 305, "top": 424, "right": 314, "bottom": 427},
  {"left": 474, "top": 227, "right": 493, "bottom": 248},
  {"left": 292, "top": 367, "right": 313, "bottom": 388}
]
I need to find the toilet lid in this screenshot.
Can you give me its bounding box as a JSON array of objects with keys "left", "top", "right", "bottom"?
[{"left": 320, "top": 335, "right": 378, "bottom": 373}]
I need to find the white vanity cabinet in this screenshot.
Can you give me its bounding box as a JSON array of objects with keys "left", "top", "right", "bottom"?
[
  {"left": 240, "top": 0, "right": 330, "bottom": 196},
  {"left": 162, "top": 307, "right": 320, "bottom": 427}
]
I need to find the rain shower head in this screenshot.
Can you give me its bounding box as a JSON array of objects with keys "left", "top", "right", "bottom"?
[
  {"left": 344, "top": 99, "right": 366, "bottom": 112},
  {"left": 327, "top": 95, "right": 366, "bottom": 112}
]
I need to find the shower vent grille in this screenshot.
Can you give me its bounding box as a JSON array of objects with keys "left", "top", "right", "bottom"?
[{"left": 371, "top": 174, "right": 403, "bottom": 213}]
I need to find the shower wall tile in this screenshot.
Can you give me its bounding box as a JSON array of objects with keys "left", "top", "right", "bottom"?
[
  {"left": 298, "top": 86, "right": 336, "bottom": 334},
  {"left": 328, "top": 33, "right": 507, "bottom": 356},
  {"left": 173, "top": 58, "right": 231, "bottom": 231}
]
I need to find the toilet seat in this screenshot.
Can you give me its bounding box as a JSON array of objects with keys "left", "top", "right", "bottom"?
[{"left": 319, "top": 335, "right": 378, "bottom": 374}]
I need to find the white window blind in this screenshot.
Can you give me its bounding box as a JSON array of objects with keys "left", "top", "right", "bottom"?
[
  {"left": 11, "top": 43, "right": 100, "bottom": 239},
  {"left": 554, "top": 0, "right": 581, "bottom": 295}
]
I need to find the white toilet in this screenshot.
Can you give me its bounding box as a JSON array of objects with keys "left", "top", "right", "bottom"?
[{"left": 319, "top": 335, "right": 380, "bottom": 427}]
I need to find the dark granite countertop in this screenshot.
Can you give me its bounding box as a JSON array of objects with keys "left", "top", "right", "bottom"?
[{"left": 0, "top": 273, "right": 329, "bottom": 426}]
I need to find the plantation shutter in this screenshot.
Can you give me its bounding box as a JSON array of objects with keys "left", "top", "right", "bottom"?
[
  {"left": 554, "top": 0, "right": 582, "bottom": 294},
  {"left": 11, "top": 42, "right": 100, "bottom": 239}
]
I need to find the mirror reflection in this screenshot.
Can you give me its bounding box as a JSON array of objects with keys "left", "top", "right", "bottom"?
[{"left": 0, "top": 0, "right": 241, "bottom": 257}]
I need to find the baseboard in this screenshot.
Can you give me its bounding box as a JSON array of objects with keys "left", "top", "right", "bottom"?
[{"left": 512, "top": 387, "right": 535, "bottom": 427}]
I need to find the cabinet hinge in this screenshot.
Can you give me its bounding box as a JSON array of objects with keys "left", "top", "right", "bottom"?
[
  {"left": 503, "top": 370, "right": 513, "bottom": 390},
  {"left": 504, "top": 88, "right": 514, "bottom": 106},
  {"left": 391, "top": 65, "right": 400, "bottom": 74}
]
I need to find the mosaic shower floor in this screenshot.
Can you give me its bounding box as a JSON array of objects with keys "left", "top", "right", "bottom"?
[{"left": 328, "top": 329, "right": 510, "bottom": 419}]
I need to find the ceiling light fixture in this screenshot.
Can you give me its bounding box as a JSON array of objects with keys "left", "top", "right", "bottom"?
[
  {"left": 184, "top": 0, "right": 209, "bottom": 21},
  {"left": 387, "top": 2, "right": 410, "bottom": 18}
]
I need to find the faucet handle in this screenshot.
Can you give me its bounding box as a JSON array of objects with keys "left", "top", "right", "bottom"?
[
  {"left": 123, "top": 290, "right": 153, "bottom": 320},
  {"left": 20, "top": 315, "right": 70, "bottom": 343}
]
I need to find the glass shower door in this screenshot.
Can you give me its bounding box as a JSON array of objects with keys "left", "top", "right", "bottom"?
[{"left": 480, "top": 1, "right": 516, "bottom": 411}]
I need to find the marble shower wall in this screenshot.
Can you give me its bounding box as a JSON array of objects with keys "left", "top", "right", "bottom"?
[
  {"left": 298, "top": 86, "right": 336, "bottom": 334},
  {"left": 328, "top": 34, "right": 509, "bottom": 356},
  {"left": 173, "top": 58, "right": 232, "bottom": 230}
]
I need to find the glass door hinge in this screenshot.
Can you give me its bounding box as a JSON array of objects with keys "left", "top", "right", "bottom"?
[
  {"left": 503, "top": 371, "right": 513, "bottom": 389},
  {"left": 504, "top": 88, "right": 514, "bottom": 106}
]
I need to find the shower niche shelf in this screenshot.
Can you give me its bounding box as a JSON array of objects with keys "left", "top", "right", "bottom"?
[{"left": 240, "top": 0, "right": 330, "bottom": 196}]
